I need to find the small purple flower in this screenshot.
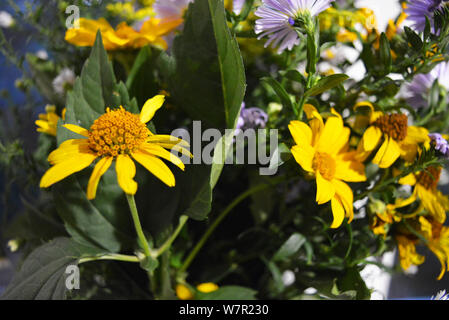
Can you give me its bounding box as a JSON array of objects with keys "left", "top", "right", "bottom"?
[
  {"left": 255, "top": 0, "right": 335, "bottom": 54},
  {"left": 404, "top": 61, "right": 449, "bottom": 109},
  {"left": 429, "top": 133, "right": 449, "bottom": 156},
  {"left": 154, "top": 0, "right": 193, "bottom": 21},
  {"left": 405, "top": 0, "right": 446, "bottom": 32},
  {"left": 236, "top": 103, "right": 269, "bottom": 132},
  {"left": 233, "top": 0, "right": 246, "bottom": 15}
]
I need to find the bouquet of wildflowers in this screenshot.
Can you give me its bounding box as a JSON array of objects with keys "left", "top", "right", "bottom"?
[{"left": 1, "top": 0, "right": 449, "bottom": 300}]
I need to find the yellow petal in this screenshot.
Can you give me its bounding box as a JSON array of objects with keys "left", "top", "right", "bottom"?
[
  {"left": 116, "top": 154, "right": 138, "bottom": 195},
  {"left": 40, "top": 152, "right": 97, "bottom": 188},
  {"left": 304, "top": 104, "right": 324, "bottom": 144},
  {"left": 333, "top": 127, "right": 351, "bottom": 154},
  {"left": 48, "top": 139, "right": 90, "bottom": 165},
  {"left": 87, "top": 156, "right": 113, "bottom": 200},
  {"left": 333, "top": 179, "right": 354, "bottom": 223},
  {"left": 140, "top": 144, "right": 185, "bottom": 171},
  {"left": 196, "top": 283, "right": 219, "bottom": 293},
  {"left": 140, "top": 95, "right": 165, "bottom": 123},
  {"left": 158, "top": 143, "right": 193, "bottom": 159},
  {"left": 403, "top": 126, "right": 430, "bottom": 145},
  {"left": 316, "top": 172, "right": 335, "bottom": 205},
  {"left": 317, "top": 115, "right": 344, "bottom": 154},
  {"left": 132, "top": 151, "right": 175, "bottom": 187},
  {"left": 331, "top": 196, "right": 346, "bottom": 229},
  {"left": 288, "top": 121, "right": 312, "bottom": 146},
  {"left": 63, "top": 124, "right": 90, "bottom": 137},
  {"left": 373, "top": 137, "right": 401, "bottom": 168},
  {"left": 334, "top": 156, "right": 367, "bottom": 182},
  {"left": 397, "top": 172, "right": 417, "bottom": 186},
  {"left": 147, "top": 134, "right": 190, "bottom": 147},
  {"left": 362, "top": 126, "right": 382, "bottom": 151},
  {"left": 291, "top": 144, "right": 315, "bottom": 173}
]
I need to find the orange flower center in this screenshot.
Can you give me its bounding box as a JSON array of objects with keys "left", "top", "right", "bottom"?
[
  {"left": 88, "top": 107, "right": 149, "bottom": 157},
  {"left": 312, "top": 152, "right": 336, "bottom": 180},
  {"left": 374, "top": 114, "right": 408, "bottom": 141},
  {"left": 417, "top": 166, "right": 441, "bottom": 191}
]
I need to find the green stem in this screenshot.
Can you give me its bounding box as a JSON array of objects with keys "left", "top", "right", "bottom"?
[
  {"left": 126, "top": 194, "right": 152, "bottom": 258},
  {"left": 155, "top": 215, "right": 189, "bottom": 258},
  {"left": 178, "top": 176, "right": 287, "bottom": 275},
  {"left": 79, "top": 254, "right": 140, "bottom": 264}
]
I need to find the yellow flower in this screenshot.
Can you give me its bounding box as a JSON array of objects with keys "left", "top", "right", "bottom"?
[
  {"left": 35, "top": 105, "right": 66, "bottom": 137},
  {"left": 176, "top": 282, "right": 219, "bottom": 300},
  {"left": 65, "top": 17, "right": 181, "bottom": 51},
  {"left": 418, "top": 216, "right": 449, "bottom": 280},
  {"left": 176, "top": 284, "right": 194, "bottom": 300},
  {"left": 288, "top": 105, "right": 367, "bottom": 228},
  {"left": 196, "top": 282, "right": 219, "bottom": 293},
  {"left": 355, "top": 102, "right": 430, "bottom": 168},
  {"left": 369, "top": 198, "right": 401, "bottom": 237},
  {"left": 336, "top": 29, "right": 358, "bottom": 43},
  {"left": 106, "top": 2, "right": 155, "bottom": 21},
  {"left": 396, "top": 234, "right": 425, "bottom": 271},
  {"left": 39, "top": 95, "right": 192, "bottom": 200},
  {"left": 395, "top": 166, "right": 449, "bottom": 224}
]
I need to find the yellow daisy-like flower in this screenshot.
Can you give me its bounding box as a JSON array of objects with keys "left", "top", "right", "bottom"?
[
  {"left": 395, "top": 166, "right": 449, "bottom": 224},
  {"left": 39, "top": 95, "right": 191, "bottom": 200},
  {"left": 35, "top": 105, "right": 66, "bottom": 137},
  {"left": 65, "top": 17, "right": 181, "bottom": 51},
  {"left": 355, "top": 102, "right": 430, "bottom": 168},
  {"left": 288, "top": 105, "right": 367, "bottom": 228},
  {"left": 396, "top": 233, "right": 425, "bottom": 271},
  {"left": 418, "top": 216, "right": 449, "bottom": 280},
  {"left": 369, "top": 198, "right": 401, "bottom": 237}
]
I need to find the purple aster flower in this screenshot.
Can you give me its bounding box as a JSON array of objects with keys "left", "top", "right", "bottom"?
[
  {"left": 233, "top": 0, "right": 246, "bottom": 15},
  {"left": 236, "top": 103, "right": 269, "bottom": 132},
  {"left": 404, "top": 61, "right": 449, "bottom": 109},
  {"left": 255, "top": 0, "right": 335, "bottom": 54},
  {"left": 429, "top": 133, "right": 449, "bottom": 156},
  {"left": 405, "top": 0, "right": 447, "bottom": 32},
  {"left": 154, "top": 0, "right": 194, "bottom": 21}
]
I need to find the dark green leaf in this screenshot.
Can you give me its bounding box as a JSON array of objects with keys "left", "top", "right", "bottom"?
[
  {"left": 196, "top": 286, "right": 257, "bottom": 300},
  {"left": 379, "top": 33, "right": 392, "bottom": 75},
  {"left": 169, "top": 0, "right": 246, "bottom": 129},
  {"left": 305, "top": 74, "right": 349, "bottom": 97},
  {"left": 1, "top": 238, "right": 104, "bottom": 300},
  {"left": 262, "top": 77, "right": 294, "bottom": 112},
  {"left": 273, "top": 233, "right": 306, "bottom": 261},
  {"left": 404, "top": 27, "right": 423, "bottom": 51}
]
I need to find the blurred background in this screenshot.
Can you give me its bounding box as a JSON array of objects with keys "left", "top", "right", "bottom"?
[{"left": 0, "top": 0, "right": 448, "bottom": 300}]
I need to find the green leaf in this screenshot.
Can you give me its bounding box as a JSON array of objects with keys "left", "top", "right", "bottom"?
[
  {"left": 196, "top": 286, "right": 257, "bottom": 300},
  {"left": 53, "top": 33, "right": 136, "bottom": 252},
  {"left": 169, "top": 0, "right": 246, "bottom": 129},
  {"left": 336, "top": 267, "right": 371, "bottom": 300},
  {"left": 281, "top": 69, "right": 306, "bottom": 86},
  {"left": 404, "top": 26, "right": 423, "bottom": 51},
  {"left": 379, "top": 33, "right": 392, "bottom": 75},
  {"left": 140, "top": 256, "right": 159, "bottom": 272},
  {"left": 273, "top": 233, "right": 306, "bottom": 262},
  {"left": 52, "top": 173, "right": 134, "bottom": 252},
  {"left": 126, "top": 46, "right": 161, "bottom": 107},
  {"left": 305, "top": 74, "right": 349, "bottom": 97},
  {"left": 1, "top": 238, "right": 104, "bottom": 300},
  {"left": 262, "top": 77, "right": 294, "bottom": 113}
]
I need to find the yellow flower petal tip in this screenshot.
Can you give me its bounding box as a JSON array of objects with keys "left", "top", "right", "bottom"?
[
  {"left": 196, "top": 282, "right": 219, "bottom": 293},
  {"left": 140, "top": 95, "right": 165, "bottom": 124},
  {"left": 176, "top": 284, "right": 194, "bottom": 300}
]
